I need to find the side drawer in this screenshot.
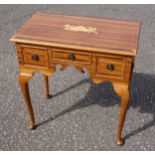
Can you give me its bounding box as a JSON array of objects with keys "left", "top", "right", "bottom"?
[
  {"left": 96, "top": 54, "right": 126, "bottom": 79},
  {"left": 22, "top": 46, "right": 49, "bottom": 67}
]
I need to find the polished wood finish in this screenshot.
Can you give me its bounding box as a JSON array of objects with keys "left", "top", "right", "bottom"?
[
  {"left": 96, "top": 54, "right": 126, "bottom": 78},
  {"left": 11, "top": 12, "right": 140, "bottom": 56},
  {"left": 19, "top": 71, "right": 36, "bottom": 129},
  {"left": 113, "top": 82, "right": 130, "bottom": 145},
  {"left": 10, "top": 12, "right": 140, "bottom": 145},
  {"left": 53, "top": 49, "right": 92, "bottom": 64},
  {"left": 23, "top": 46, "right": 49, "bottom": 67}
]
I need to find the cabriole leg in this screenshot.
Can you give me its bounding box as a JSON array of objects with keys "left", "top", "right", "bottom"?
[
  {"left": 19, "top": 72, "right": 36, "bottom": 130},
  {"left": 113, "top": 83, "right": 130, "bottom": 145}
]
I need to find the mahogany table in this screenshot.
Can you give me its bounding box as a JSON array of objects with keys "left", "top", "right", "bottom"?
[{"left": 10, "top": 12, "right": 141, "bottom": 145}]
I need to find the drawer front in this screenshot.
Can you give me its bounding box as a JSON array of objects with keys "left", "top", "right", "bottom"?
[
  {"left": 49, "top": 48, "right": 96, "bottom": 74},
  {"left": 52, "top": 49, "right": 92, "bottom": 64},
  {"left": 96, "top": 55, "right": 126, "bottom": 78},
  {"left": 23, "top": 46, "right": 49, "bottom": 67}
]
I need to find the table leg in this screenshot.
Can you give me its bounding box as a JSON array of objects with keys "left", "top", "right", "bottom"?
[
  {"left": 113, "top": 83, "right": 130, "bottom": 145},
  {"left": 19, "top": 72, "right": 36, "bottom": 130},
  {"left": 43, "top": 75, "right": 49, "bottom": 99}
]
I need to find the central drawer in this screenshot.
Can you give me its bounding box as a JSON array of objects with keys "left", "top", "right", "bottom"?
[
  {"left": 52, "top": 48, "right": 92, "bottom": 65},
  {"left": 49, "top": 48, "right": 96, "bottom": 74}
]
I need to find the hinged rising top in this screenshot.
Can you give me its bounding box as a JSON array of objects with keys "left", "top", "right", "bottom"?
[{"left": 10, "top": 12, "right": 141, "bottom": 56}]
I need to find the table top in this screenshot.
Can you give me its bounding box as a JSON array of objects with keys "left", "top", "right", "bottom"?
[{"left": 10, "top": 12, "right": 141, "bottom": 56}]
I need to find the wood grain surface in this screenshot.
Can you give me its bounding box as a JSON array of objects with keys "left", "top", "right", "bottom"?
[{"left": 11, "top": 12, "right": 140, "bottom": 56}]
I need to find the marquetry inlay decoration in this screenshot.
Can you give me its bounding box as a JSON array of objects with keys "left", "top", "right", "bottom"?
[{"left": 64, "top": 24, "right": 98, "bottom": 34}]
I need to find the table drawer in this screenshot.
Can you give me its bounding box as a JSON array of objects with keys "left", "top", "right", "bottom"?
[
  {"left": 52, "top": 49, "right": 92, "bottom": 64},
  {"left": 96, "top": 55, "right": 126, "bottom": 78},
  {"left": 23, "top": 46, "right": 49, "bottom": 67}
]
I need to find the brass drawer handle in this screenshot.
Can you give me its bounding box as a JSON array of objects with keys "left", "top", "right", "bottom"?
[
  {"left": 68, "top": 53, "right": 76, "bottom": 61},
  {"left": 31, "top": 54, "right": 39, "bottom": 61},
  {"left": 106, "top": 64, "right": 115, "bottom": 71}
]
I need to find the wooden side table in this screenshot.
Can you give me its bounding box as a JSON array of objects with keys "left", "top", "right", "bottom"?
[{"left": 10, "top": 12, "right": 140, "bottom": 145}]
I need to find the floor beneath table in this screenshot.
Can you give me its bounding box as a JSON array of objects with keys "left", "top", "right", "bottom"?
[{"left": 0, "top": 4, "right": 155, "bottom": 151}]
